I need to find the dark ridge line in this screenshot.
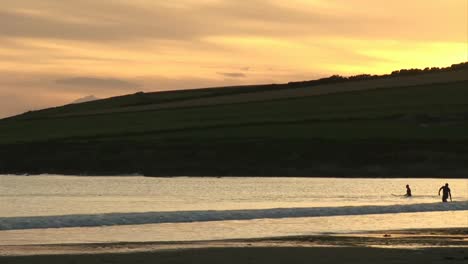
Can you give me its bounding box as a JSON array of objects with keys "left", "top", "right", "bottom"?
[
  {"left": 3, "top": 62, "right": 467, "bottom": 121},
  {"left": 6, "top": 79, "right": 468, "bottom": 123}
]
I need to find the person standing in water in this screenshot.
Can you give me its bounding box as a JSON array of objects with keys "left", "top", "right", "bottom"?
[
  {"left": 405, "top": 184, "right": 412, "bottom": 197},
  {"left": 438, "top": 183, "right": 452, "bottom": 202}
]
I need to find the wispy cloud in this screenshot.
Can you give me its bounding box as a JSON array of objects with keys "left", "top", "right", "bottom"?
[
  {"left": 1, "top": 0, "right": 464, "bottom": 42},
  {"left": 71, "top": 95, "right": 99, "bottom": 104},
  {"left": 217, "top": 72, "right": 247, "bottom": 78}
]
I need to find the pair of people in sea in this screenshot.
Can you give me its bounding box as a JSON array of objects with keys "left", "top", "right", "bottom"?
[{"left": 402, "top": 183, "right": 452, "bottom": 202}]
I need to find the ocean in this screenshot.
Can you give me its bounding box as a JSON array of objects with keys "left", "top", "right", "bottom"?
[{"left": 0, "top": 176, "right": 466, "bottom": 245}]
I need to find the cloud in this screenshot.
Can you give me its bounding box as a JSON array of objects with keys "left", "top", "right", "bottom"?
[
  {"left": 55, "top": 77, "right": 141, "bottom": 89},
  {"left": 71, "top": 95, "right": 99, "bottom": 104},
  {"left": 217, "top": 72, "right": 247, "bottom": 78},
  {"left": 0, "top": 0, "right": 464, "bottom": 43}
]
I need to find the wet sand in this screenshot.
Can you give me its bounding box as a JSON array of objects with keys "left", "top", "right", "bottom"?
[{"left": 1, "top": 228, "right": 466, "bottom": 264}]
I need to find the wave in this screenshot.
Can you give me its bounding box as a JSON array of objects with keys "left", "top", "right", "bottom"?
[{"left": 1, "top": 202, "right": 467, "bottom": 230}]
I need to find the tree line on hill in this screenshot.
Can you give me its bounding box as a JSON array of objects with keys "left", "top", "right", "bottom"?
[{"left": 287, "top": 62, "right": 468, "bottom": 88}]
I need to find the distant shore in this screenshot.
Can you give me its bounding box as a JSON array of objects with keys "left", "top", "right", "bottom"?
[
  {"left": 2, "top": 138, "right": 468, "bottom": 178},
  {"left": 1, "top": 228, "right": 466, "bottom": 264}
]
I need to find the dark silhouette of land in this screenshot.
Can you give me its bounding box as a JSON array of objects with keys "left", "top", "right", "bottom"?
[{"left": 0, "top": 62, "right": 467, "bottom": 177}]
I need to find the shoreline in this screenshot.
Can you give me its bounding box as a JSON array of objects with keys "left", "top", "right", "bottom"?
[
  {"left": 1, "top": 228, "right": 466, "bottom": 264},
  {"left": 1, "top": 228, "right": 466, "bottom": 256},
  {"left": 2, "top": 139, "right": 468, "bottom": 179}
]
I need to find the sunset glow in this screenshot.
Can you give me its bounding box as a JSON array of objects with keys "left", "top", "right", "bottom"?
[{"left": 0, "top": 0, "right": 466, "bottom": 117}]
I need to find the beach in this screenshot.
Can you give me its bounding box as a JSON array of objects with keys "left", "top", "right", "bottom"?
[{"left": 1, "top": 228, "right": 466, "bottom": 264}]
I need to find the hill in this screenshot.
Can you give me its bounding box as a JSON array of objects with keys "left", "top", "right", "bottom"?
[{"left": 1, "top": 62, "right": 467, "bottom": 177}]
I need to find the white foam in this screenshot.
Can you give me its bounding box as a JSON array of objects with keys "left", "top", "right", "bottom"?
[{"left": 1, "top": 202, "right": 466, "bottom": 230}]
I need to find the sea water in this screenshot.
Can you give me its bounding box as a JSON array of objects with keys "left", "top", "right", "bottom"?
[{"left": 0, "top": 176, "right": 466, "bottom": 245}]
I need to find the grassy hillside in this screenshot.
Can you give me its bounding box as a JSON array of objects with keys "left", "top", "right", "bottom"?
[{"left": 1, "top": 64, "right": 467, "bottom": 177}]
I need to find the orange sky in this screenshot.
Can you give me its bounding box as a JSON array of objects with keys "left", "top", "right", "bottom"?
[{"left": 0, "top": 0, "right": 467, "bottom": 117}]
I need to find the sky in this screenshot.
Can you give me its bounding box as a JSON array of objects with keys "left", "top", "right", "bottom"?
[{"left": 0, "top": 0, "right": 467, "bottom": 118}]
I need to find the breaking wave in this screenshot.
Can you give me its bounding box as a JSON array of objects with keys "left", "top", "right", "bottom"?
[{"left": 1, "top": 202, "right": 466, "bottom": 230}]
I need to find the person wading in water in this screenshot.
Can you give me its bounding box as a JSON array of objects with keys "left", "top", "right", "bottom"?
[
  {"left": 405, "top": 184, "right": 412, "bottom": 197},
  {"left": 438, "top": 183, "right": 452, "bottom": 202}
]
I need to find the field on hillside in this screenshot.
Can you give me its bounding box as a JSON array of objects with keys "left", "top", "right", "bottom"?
[
  {"left": 1, "top": 81, "right": 467, "bottom": 144},
  {"left": 0, "top": 75, "right": 467, "bottom": 177},
  {"left": 11, "top": 67, "right": 467, "bottom": 119}
]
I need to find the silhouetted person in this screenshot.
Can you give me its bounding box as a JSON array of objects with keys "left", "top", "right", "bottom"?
[
  {"left": 405, "top": 184, "right": 412, "bottom": 197},
  {"left": 438, "top": 183, "right": 452, "bottom": 202}
]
